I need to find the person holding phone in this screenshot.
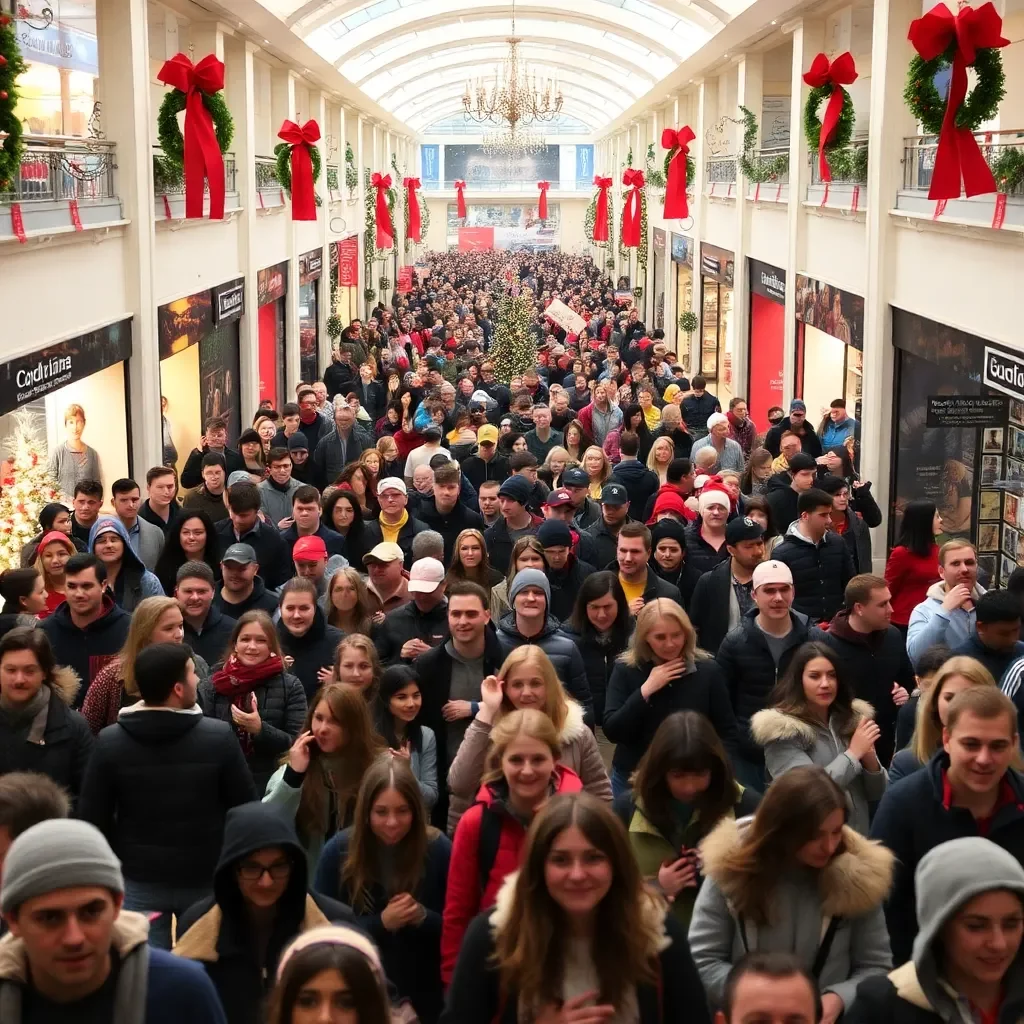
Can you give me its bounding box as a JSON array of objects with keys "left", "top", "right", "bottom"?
[{"left": 374, "top": 664, "right": 438, "bottom": 811}]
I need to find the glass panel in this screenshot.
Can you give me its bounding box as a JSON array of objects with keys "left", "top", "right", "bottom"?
[{"left": 701, "top": 280, "right": 719, "bottom": 380}]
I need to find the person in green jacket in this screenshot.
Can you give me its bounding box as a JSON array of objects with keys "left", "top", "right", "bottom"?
[{"left": 614, "top": 710, "right": 760, "bottom": 927}]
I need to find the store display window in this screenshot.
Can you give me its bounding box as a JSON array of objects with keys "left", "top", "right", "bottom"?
[
  {"left": 332, "top": 238, "right": 359, "bottom": 330},
  {"left": 699, "top": 243, "right": 735, "bottom": 406},
  {"left": 747, "top": 259, "right": 786, "bottom": 430},
  {"left": 257, "top": 261, "right": 288, "bottom": 410},
  {"left": 671, "top": 233, "right": 695, "bottom": 373},
  {"left": 299, "top": 247, "right": 324, "bottom": 386}
]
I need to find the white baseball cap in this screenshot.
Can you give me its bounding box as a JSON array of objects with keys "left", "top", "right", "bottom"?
[
  {"left": 408, "top": 557, "right": 446, "bottom": 593},
  {"left": 752, "top": 560, "right": 794, "bottom": 590},
  {"left": 377, "top": 477, "right": 408, "bottom": 496}
]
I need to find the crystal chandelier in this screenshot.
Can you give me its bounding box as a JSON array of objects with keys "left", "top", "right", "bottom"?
[{"left": 481, "top": 125, "right": 545, "bottom": 160}]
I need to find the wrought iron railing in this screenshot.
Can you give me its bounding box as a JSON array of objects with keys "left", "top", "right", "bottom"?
[
  {"left": 705, "top": 156, "right": 737, "bottom": 184},
  {"left": 152, "top": 149, "right": 238, "bottom": 195},
  {"left": 0, "top": 135, "right": 116, "bottom": 202},
  {"left": 902, "top": 130, "right": 1024, "bottom": 196},
  {"left": 746, "top": 147, "right": 789, "bottom": 184},
  {"left": 810, "top": 137, "right": 869, "bottom": 185},
  {"left": 255, "top": 156, "right": 281, "bottom": 190}
]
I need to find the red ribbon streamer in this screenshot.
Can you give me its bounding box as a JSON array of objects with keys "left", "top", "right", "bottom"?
[
  {"left": 371, "top": 172, "right": 394, "bottom": 250},
  {"left": 908, "top": 2, "right": 1008, "bottom": 199},
  {"left": 10, "top": 202, "right": 25, "bottom": 243},
  {"left": 68, "top": 199, "right": 82, "bottom": 231},
  {"left": 537, "top": 180, "right": 550, "bottom": 219},
  {"left": 661, "top": 126, "right": 694, "bottom": 219},
  {"left": 803, "top": 52, "right": 857, "bottom": 183},
  {"left": 621, "top": 169, "right": 644, "bottom": 247},
  {"left": 993, "top": 192, "right": 1007, "bottom": 229},
  {"left": 454, "top": 179, "right": 467, "bottom": 219},
  {"left": 157, "top": 53, "right": 227, "bottom": 220},
  {"left": 162, "top": 194, "right": 172, "bottom": 219},
  {"left": 278, "top": 118, "right": 320, "bottom": 221},
  {"left": 403, "top": 177, "right": 422, "bottom": 241},
  {"left": 592, "top": 176, "right": 612, "bottom": 241}
]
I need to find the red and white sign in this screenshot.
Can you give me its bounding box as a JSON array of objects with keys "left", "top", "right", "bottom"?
[
  {"left": 9, "top": 203, "right": 26, "bottom": 243},
  {"left": 336, "top": 236, "right": 358, "bottom": 287},
  {"left": 68, "top": 199, "right": 82, "bottom": 231},
  {"left": 397, "top": 265, "right": 414, "bottom": 292},
  {"left": 992, "top": 193, "right": 1007, "bottom": 230},
  {"left": 850, "top": 186, "right": 860, "bottom": 213},
  {"left": 458, "top": 226, "right": 495, "bottom": 252}
]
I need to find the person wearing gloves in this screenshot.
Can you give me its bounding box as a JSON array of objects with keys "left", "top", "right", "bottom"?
[
  {"left": 690, "top": 413, "right": 745, "bottom": 473},
  {"left": 846, "top": 837, "right": 1024, "bottom": 1024}
]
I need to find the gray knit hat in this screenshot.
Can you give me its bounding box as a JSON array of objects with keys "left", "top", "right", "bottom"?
[
  {"left": 508, "top": 568, "right": 551, "bottom": 607},
  {"left": 1, "top": 819, "right": 124, "bottom": 914}
]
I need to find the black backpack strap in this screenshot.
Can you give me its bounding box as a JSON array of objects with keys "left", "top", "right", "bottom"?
[
  {"left": 477, "top": 804, "right": 503, "bottom": 895},
  {"left": 737, "top": 915, "right": 750, "bottom": 954},
  {"left": 811, "top": 917, "right": 843, "bottom": 980}
]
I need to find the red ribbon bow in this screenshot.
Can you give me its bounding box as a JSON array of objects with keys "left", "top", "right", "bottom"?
[
  {"left": 802, "top": 52, "right": 858, "bottom": 183},
  {"left": 403, "top": 177, "right": 422, "bottom": 241},
  {"left": 371, "top": 172, "right": 394, "bottom": 250},
  {"left": 278, "top": 119, "right": 320, "bottom": 221},
  {"left": 157, "top": 53, "right": 226, "bottom": 220},
  {"left": 661, "top": 126, "right": 695, "bottom": 219},
  {"left": 592, "top": 176, "right": 612, "bottom": 241},
  {"left": 908, "top": 2, "right": 1008, "bottom": 199},
  {"left": 454, "top": 179, "right": 467, "bottom": 218},
  {"left": 621, "top": 169, "right": 644, "bottom": 247},
  {"left": 537, "top": 180, "right": 550, "bottom": 220}
]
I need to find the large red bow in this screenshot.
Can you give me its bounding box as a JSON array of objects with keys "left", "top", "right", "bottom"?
[
  {"left": 908, "top": 3, "right": 1008, "bottom": 199},
  {"left": 157, "top": 53, "right": 226, "bottom": 220},
  {"left": 621, "top": 169, "right": 644, "bottom": 247},
  {"left": 453, "top": 179, "right": 467, "bottom": 219},
  {"left": 371, "top": 172, "right": 394, "bottom": 250},
  {"left": 403, "top": 177, "right": 422, "bottom": 241},
  {"left": 278, "top": 119, "right": 320, "bottom": 221},
  {"left": 537, "top": 180, "right": 550, "bottom": 220},
  {"left": 592, "top": 176, "right": 612, "bottom": 241},
  {"left": 661, "top": 126, "right": 695, "bottom": 219},
  {"left": 802, "top": 52, "right": 858, "bottom": 183}
]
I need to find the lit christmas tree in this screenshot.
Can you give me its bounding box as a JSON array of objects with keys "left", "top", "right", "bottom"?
[
  {"left": 0, "top": 411, "right": 64, "bottom": 570},
  {"left": 490, "top": 294, "right": 537, "bottom": 383}
]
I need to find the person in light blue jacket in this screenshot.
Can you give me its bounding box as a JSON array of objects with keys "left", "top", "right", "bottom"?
[
  {"left": 374, "top": 664, "right": 438, "bottom": 810},
  {"left": 88, "top": 516, "right": 164, "bottom": 612},
  {"left": 819, "top": 400, "right": 858, "bottom": 449}
]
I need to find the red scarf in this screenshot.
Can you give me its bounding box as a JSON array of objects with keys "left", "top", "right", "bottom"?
[
  {"left": 211, "top": 653, "right": 285, "bottom": 754},
  {"left": 300, "top": 408, "right": 319, "bottom": 425}
]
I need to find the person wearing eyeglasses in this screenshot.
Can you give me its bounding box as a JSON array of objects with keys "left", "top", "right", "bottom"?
[{"left": 175, "top": 802, "right": 358, "bottom": 1024}]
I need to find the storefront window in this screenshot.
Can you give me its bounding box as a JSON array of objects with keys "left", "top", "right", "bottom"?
[
  {"left": 257, "top": 262, "right": 289, "bottom": 409},
  {"left": 298, "top": 248, "right": 324, "bottom": 385},
  {"left": 671, "top": 233, "right": 695, "bottom": 373},
  {"left": 699, "top": 243, "right": 735, "bottom": 406}
]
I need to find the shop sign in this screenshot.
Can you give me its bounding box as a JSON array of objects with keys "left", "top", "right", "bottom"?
[
  {"left": 927, "top": 394, "right": 1009, "bottom": 428},
  {"left": 299, "top": 248, "right": 323, "bottom": 285},
  {"left": 749, "top": 259, "right": 786, "bottom": 304},
  {"left": 18, "top": 24, "right": 98, "bottom": 76},
  {"left": 795, "top": 273, "right": 864, "bottom": 351},
  {"left": 335, "top": 237, "right": 358, "bottom": 287},
  {"left": 652, "top": 227, "right": 666, "bottom": 257},
  {"left": 0, "top": 319, "right": 132, "bottom": 416},
  {"left": 670, "top": 233, "right": 693, "bottom": 267},
  {"left": 700, "top": 243, "right": 734, "bottom": 286},
  {"left": 257, "top": 261, "right": 288, "bottom": 306},
  {"left": 158, "top": 289, "right": 214, "bottom": 359},
  {"left": 984, "top": 345, "right": 1024, "bottom": 401},
  {"left": 397, "top": 266, "right": 414, "bottom": 292},
  {"left": 212, "top": 279, "right": 245, "bottom": 324}
]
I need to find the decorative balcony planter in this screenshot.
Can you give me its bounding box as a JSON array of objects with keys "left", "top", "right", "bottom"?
[{"left": 152, "top": 150, "right": 241, "bottom": 221}]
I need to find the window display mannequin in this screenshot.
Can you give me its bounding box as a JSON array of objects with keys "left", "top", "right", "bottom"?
[{"left": 47, "top": 403, "right": 101, "bottom": 501}]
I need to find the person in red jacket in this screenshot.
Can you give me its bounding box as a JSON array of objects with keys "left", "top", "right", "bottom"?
[
  {"left": 440, "top": 708, "right": 583, "bottom": 985},
  {"left": 884, "top": 500, "right": 941, "bottom": 634}
]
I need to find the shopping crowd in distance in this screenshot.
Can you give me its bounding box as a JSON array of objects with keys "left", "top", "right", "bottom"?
[{"left": 3, "top": 250, "right": 1024, "bottom": 1024}]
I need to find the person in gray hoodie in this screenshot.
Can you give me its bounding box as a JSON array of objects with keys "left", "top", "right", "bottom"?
[{"left": 846, "top": 837, "right": 1024, "bottom": 1024}]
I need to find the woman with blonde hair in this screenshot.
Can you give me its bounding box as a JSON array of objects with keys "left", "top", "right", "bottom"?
[
  {"left": 440, "top": 708, "right": 582, "bottom": 985},
  {"left": 329, "top": 632, "right": 382, "bottom": 701},
  {"left": 603, "top": 599, "right": 737, "bottom": 797},
  {"left": 445, "top": 528, "right": 503, "bottom": 596},
  {"left": 315, "top": 755, "right": 451, "bottom": 1022},
  {"left": 741, "top": 447, "right": 774, "bottom": 497},
  {"left": 538, "top": 445, "right": 574, "bottom": 489},
  {"left": 376, "top": 433, "right": 403, "bottom": 478},
  {"left": 358, "top": 447, "right": 382, "bottom": 493},
  {"left": 264, "top": 682, "right": 385, "bottom": 872},
  {"left": 81, "top": 595, "right": 211, "bottom": 734},
  {"left": 582, "top": 444, "right": 612, "bottom": 500},
  {"left": 446, "top": 645, "right": 611, "bottom": 832},
  {"left": 489, "top": 536, "right": 548, "bottom": 620},
  {"left": 647, "top": 434, "right": 675, "bottom": 484},
  {"left": 324, "top": 567, "right": 377, "bottom": 636},
  {"left": 443, "top": 792, "right": 709, "bottom": 1024}
]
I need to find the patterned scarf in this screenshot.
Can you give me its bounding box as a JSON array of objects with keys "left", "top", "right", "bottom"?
[{"left": 211, "top": 653, "right": 284, "bottom": 755}]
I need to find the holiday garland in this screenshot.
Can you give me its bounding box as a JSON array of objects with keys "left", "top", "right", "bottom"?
[
  {"left": 803, "top": 84, "right": 855, "bottom": 162},
  {"left": 991, "top": 147, "right": 1024, "bottom": 193},
  {"left": 156, "top": 79, "right": 234, "bottom": 168},
  {"left": 275, "top": 139, "right": 322, "bottom": 207},
  {"left": 345, "top": 142, "right": 358, "bottom": 192},
  {"left": 490, "top": 295, "right": 536, "bottom": 382},
  {"left": 678, "top": 310, "right": 699, "bottom": 335},
  {"left": 363, "top": 167, "right": 397, "bottom": 262},
  {"left": 645, "top": 143, "right": 666, "bottom": 189},
  {"left": 738, "top": 107, "right": 789, "bottom": 183},
  {"left": 904, "top": 42, "right": 1003, "bottom": 135},
  {"left": 584, "top": 186, "right": 613, "bottom": 249},
  {"left": 0, "top": 12, "right": 27, "bottom": 192}
]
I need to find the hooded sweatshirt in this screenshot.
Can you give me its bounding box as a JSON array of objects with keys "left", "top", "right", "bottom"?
[{"left": 88, "top": 516, "right": 165, "bottom": 613}]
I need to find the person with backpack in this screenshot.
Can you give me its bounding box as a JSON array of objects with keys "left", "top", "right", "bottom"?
[{"left": 440, "top": 709, "right": 583, "bottom": 985}]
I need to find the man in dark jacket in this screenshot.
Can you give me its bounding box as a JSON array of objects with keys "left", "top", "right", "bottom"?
[
  {"left": 417, "top": 463, "right": 485, "bottom": 565},
  {"left": 540, "top": 489, "right": 600, "bottom": 566},
  {"left": 350, "top": 363, "right": 385, "bottom": 423},
  {"left": 689, "top": 516, "right": 765, "bottom": 654},
  {"left": 765, "top": 453, "right": 818, "bottom": 533},
  {"left": 375, "top": 557, "right": 450, "bottom": 665},
  {"left": 177, "top": 562, "right": 236, "bottom": 666},
  {"left": 322, "top": 347, "right": 357, "bottom": 400},
  {"left": 40, "top": 553, "right": 131, "bottom": 708},
  {"left": 952, "top": 590, "right": 1024, "bottom": 686},
  {"left": 773, "top": 488, "right": 855, "bottom": 624},
  {"left": 483, "top": 475, "right": 542, "bottom": 574},
  {"left": 175, "top": 802, "right": 357, "bottom": 1024},
  {"left": 561, "top": 466, "right": 601, "bottom": 531},
  {"left": 461, "top": 425, "right": 510, "bottom": 490},
  {"left": 279, "top": 485, "right": 347, "bottom": 561},
  {"left": 495, "top": 569, "right": 593, "bottom": 723},
  {"left": 820, "top": 473, "right": 882, "bottom": 575},
  {"left": 613, "top": 522, "right": 681, "bottom": 613},
  {"left": 213, "top": 543, "right": 279, "bottom": 618},
  {"left": 814, "top": 574, "right": 916, "bottom": 764},
  {"left": 537, "top": 518, "right": 595, "bottom": 622},
  {"left": 611, "top": 430, "right": 659, "bottom": 514},
  {"left": 584, "top": 482, "right": 633, "bottom": 569},
  {"left": 715, "top": 559, "right": 812, "bottom": 790},
  {"left": 311, "top": 402, "right": 373, "bottom": 488},
  {"left": 362, "top": 477, "right": 432, "bottom": 570},
  {"left": 215, "top": 481, "right": 291, "bottom": 589},
  {"left": 680, "top": 375, "right": 721, "bottom": 435},
  {"left": 294, "top": 387, "right": 330, "bottom": 452},
  {"left": 763, "top": 399, "right": 823, "bottom": 459},
  {"left": 182, "top": 452, "right": 230, "bottom": 523},
  {"left": 78, "top": 643, "right": 256, "bottom": 949},
  {"left": 871, "top": 686, "right": 1024, "bottom": 963},
  {"left": 180, "top": 416, "right": 245, "bottom": 490}
]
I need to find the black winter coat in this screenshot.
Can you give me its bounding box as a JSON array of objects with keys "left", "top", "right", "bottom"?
[
  {"left": 547, "top": 555, "right": 596, "bottom": 623},
  {"left": 77, "top": 707, "right": 256, "bottom": 886},
  {"left": 181, "top": 445, "right": 246, "bottom": 490},
  {"left": 764, "top": 472, "right": 801, "bottom": 532},
  {"left": 564, "top": 627, "right": 630, "bottom": 727},
  {"left": 483, "top": 515, "right": 541, "bottom": 575},
  {"left": 687, "top": 560, "right": 738, "bottom": 654},
  {"left": 277, "top": 610, "right": 344, "bottom": 699},
  {"left": 199, "top": 671, "right": 307, "bottom": 794},
  {"left": 460, "top": 453, "right": 510, "bottom": 490},
  {"left": 833, "top": 486, "right": 883, "bottom": 575},
  {"left": 184, "top": 606, "right": 236, "bottom": 667},
  {"left": 764, "top": 417, "right": 823, "bottom": 458},
  {"left": 584, "top": 516, "right": 630, "bottom": 569},
  {"left": 0, "top": 667, "right": 93, "bottom": 802},
  {"left": 374, "top": 599, "right": 450, "bottom": 665},
  {"left": 214, "top": 518, "right": 292, "bottom": 589},
  {"left": 871, "top": 753, "right": 1024, "bottom": 963},
  {"left": 611, "top": 459, "right": 660, "bottom": 515},
  {"left": 363, "top": 515, "right": 433, "bottom": 570},
  {"left": 416, "top": 497, "right": 486, "bottom": 566},
  {"left": 715, "top": 609, "right": 814, "bottom": 761},
  {"left": 212, "top": 576, "right": 280, "bottom": 619},
  {"left": 684, "top": 521, "right": 730, "bottom": 577},
  {"left": 603, "top": 658, "right": 737, "bottom": 776},
  {"left": 772, "top": 529, "right": 855, "bottom": 624}
]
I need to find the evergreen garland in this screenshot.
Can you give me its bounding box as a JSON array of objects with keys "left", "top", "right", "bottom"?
[
  {"left": 274, "top": 141, "right": 322, "bottom": 208},
  {"left": 991, "top": 147, "right": 1024, "bottom": 194},
  {"left": 0, "top": 12, "right": 27, "bottom": 191},
  {"left": 583, "top": 185, "right": 613, "bottom": 249},
  {"left": 363, "top": 168, "right": 397, "bottom": 262},
  {"left": 327, "top": 313, "right": 343, "bottom": 340},
  {"left": 738, "top": 106, "right": 789, "bottom": 183},
  {"left": 904, "top": 42, "right": 1004, "bottom": 134},
  {"left": 403, "top": 188, "right": 430, "bottom": 252},
  {"left": 157, "top": 86, "right": 234, "bottom": 167},
  {"left": 490, "top": 295, "right": 536, "bottom": 382},
  {"left": 678, "top": 310, "right": 699, "bottom": 335},
  {"left": 645, "top": 143, "right": 666, "bottom": 189},
  {"left": 345, "top": 142, "right": 358, "bottom": 192}
]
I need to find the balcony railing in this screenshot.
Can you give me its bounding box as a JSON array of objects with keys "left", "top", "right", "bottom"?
[
  {"left": 902, "top": 130, "right": 1024, "bottom": 196},
  {"left": 255, "top": 156, "right": 281, "bottom": 190},
  {"left": 810, "top": 137, "right": 870, "bottom": 185},
  {"left": 421, "top": 178, "right": 589, "bottom": 192},
  {"left": 153, "top": 150, "right": 238, "bottom": 196},
  {"left": 0, "top": 135, "right": 116, "bottom": 202},
  {"left": 746, "top": 147, "right": 789, "bottom": 184},
  {"left": 705, "top": 156, "right": 737, "bottom": 184}
]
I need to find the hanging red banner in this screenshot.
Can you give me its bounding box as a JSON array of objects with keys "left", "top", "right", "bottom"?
[
  {"left": 336, "top": 236, "right": 358, "bottom": 287},
  {"left": 277, "top": 118, "right": 321, "bottom": 221},
  {"left": 9, "top": 202, "right": 26, "bottom": 243},
  {"left": 992, "top": 192, "right": 1007, "bottom": 229},
  {"left": 851, "top": 185, "right": 861, "bottom": 213},
  {"left": 458, "top": 226, "right": 494, "bottom": 251},
  {"left": 162, "top": 195, "right": 172, "bottom": 219},
  {"left": 68, "top": 199, "right": 82, "bottom": 231}
]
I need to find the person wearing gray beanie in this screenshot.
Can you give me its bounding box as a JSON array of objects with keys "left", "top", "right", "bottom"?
[{"left": 507, "top": 567, "right": 551, "bottom": 608}]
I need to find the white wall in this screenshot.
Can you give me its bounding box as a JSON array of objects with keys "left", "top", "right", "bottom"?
[
  {"left": 803, "top": 214, "right": 868, "bottom": 297},
  {"left": 748, "top": 204, "right": 789, "bottom": 268},
  {"left": 154, "top": 223, "right": 244, "bottom": 305}
]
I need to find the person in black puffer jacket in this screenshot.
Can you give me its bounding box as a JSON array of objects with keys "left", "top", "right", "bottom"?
[
  {"left": 275, "top": 580, "right": 344, "bottom": 700},
  {"left": 373, "top": 562, "right": 450, "bottom": 665},
  {"left": 819, "top": 472, "right": 883, "bottom": 576}
]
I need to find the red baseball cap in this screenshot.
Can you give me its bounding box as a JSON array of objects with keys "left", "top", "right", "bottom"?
[{"left": 292, "top": 536, "right": 328, "bottom": 562}]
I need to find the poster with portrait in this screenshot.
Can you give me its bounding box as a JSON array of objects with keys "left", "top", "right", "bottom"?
[
  {"left": 1003, "top": 524, "right": 1019, "bottom": 560},
  {"left": 984, "top": 427, "right": 1005, "bottom": 452},
  {"left": 977, "top": 522, "right": 1000, "bottom": 551},
  {"left": 199, "top": 323, "right": 241, "bottom": 448},
  {"left": 982, "top": 455, "right": 1002, "bottom": 486},
  {"left": 794, "top": 274, "right": 864, "bottom": 351},
  {"left": 977, "top": 554, "right": 997, "bottom": 587},
  {"left": 1004, "top": 492, "right": 1020, "bottom": 529},
  {"left": 979, "top": 490, "right": 1002, "bottom": 520}
]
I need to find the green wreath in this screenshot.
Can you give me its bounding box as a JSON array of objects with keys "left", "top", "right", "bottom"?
[
  {"left": 678, "top": 310, "right": 698, "bottom": 335},
  {"left": 0, "top": 13, "right": 27, "bottom": 191},
  {"left": 738, "top": 106, "right": 790, "bottom": 184},
  {"left": 662, "top": 148, "right": 695, "bottom": 194},
  {"left": 157, "top": 87, "right": 234, "bottom": 168},
  {"left": 274, "top": 141, "right": 322, "bottom": 208},
  {"left": 904, "top": 42, "right": 1004, "bottom": 134},
  {"left": 803, "top": 84, "right": 855, "bottom": 157}
]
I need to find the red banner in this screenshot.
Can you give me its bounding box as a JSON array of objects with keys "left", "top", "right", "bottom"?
[
  {"left": 336, "top": 236, "right": 358, "bottom": 287},
  {"left": 398, "top": 265, "right": 414, "bottom": 292},
  {"left": 68, "top": 199, "right": 82, "bottom": 231},
  {"left": 458, "top": 226, "right": 494, "bottom": 252},
  {"left": 993, "top": 192, "right": 1007, "bottom": 229},
  {"left": 850, "top": 185, "right": 860, "bottom": 213},
  {"left": 9, "top": 202, "right": 26, "bottom": 243}
]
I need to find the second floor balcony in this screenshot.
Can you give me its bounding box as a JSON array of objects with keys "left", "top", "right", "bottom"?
[{"left": 153, "top": 148, "right": 240, "bottom": 220}]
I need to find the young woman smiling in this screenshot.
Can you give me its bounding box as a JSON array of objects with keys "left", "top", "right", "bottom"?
[
  {"left": 444, "top": 528, "right": 503, "bottom": 596},
  {"left": 276, "top": 578, "right": 345, "bottom": 701},
  {"left": 374, "top": 665, "right": 438, "bottom": 810},
  {"left": 329, "top": 634, "right": 382, "bottom": 702},
  {"left": 154, "top": 510, "right": 222, "bottom": 597}
]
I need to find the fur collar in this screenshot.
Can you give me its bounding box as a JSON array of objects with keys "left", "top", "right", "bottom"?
[
  {"left": 173, "top": 895, "right": 330, "bottom": 962},
  {"left": 51, "top": 665, "right": 81, "bottom": 706},
  {"left": 750, "top": 698, "right": 875, "bottom": 747},
  {"left": 0, "top": 910, "right": 149, "bottom": 981},
  {"left": 699, "top": 817, "right": 894, "bottom": 918},
  {"left": 560, "top": 699, "right": 587, "bottom": 744},
  {"left": 889, "top": 962, "right": 933, "bottom": 1011},
  {"left": 488, "top": 871, "right": 670, "bottom": 957}
]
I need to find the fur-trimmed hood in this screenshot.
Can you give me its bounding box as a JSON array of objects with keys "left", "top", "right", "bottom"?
[
  {"left": 699, "top": 816, "right": 894, "bottom": 919},
  {"left": 559, "top": 698, "right": 587, "bottom": 744},
  {"left": 750, "top": 698, "right": 875, "bottom": 748},
  {"left": 50, "top": 665, "right": 81, "bottom": 706}
]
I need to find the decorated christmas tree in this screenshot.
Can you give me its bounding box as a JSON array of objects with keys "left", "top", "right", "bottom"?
[
  {"left": 0, "top": 9, "right": 28, "bottom": 193},
  {"left": 489, "top": 295, "right": 537, "bottom": 382},
  {"left": 0, "top": 412, "right": 64, "bottom": 570}
]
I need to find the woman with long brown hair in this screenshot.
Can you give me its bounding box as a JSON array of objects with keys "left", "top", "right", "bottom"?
[
  {"left": 264, "top": 682, "right": 384, "bottom": 873},
  {"left": 329, "top": 633, "right": 382, "bottom": 702},
  {"left": 445, "top": 528, "right": 502, "bottom": 594},
  {"left": 314, "top": 755, "right": 451, "bottom": 1022},
  {"left": 442, "top": 792, "right": 709, "bottom": 1024},
  {"left": 324, "top": 567, "right": 377, "bottom": 637},
  {"left": 688, "top": 766, "right": 893, "bottom": 1014}
]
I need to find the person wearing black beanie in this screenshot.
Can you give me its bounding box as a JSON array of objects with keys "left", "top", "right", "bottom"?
[
  {"left": 649, "top": 518, "right": 701, "bottom": 607},
  {"left": 537, "top": 519, "right": 595, "bottom": 622}
]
